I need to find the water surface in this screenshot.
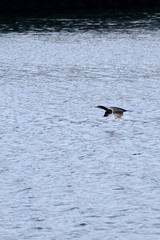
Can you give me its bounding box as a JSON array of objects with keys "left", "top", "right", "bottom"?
[{"left": 0, "top": 10, "right": 160, "bottom": 240}]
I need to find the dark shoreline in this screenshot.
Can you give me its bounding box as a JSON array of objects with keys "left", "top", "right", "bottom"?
[{"left": 1, "top": 0, "right": 160, "bottom": 14}]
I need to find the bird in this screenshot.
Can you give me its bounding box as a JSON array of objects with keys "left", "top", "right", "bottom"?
[{"left": 97, "top": 105, "right": 131, "bottom": 119}]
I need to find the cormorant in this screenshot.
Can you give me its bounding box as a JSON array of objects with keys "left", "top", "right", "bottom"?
[{"left": 97, "top": 106, "right": 131, "bottom": 119}]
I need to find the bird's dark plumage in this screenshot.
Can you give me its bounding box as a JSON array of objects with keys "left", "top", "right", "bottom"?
[{"left": 97, "top": 105, "right": 130, "bottom": 119}]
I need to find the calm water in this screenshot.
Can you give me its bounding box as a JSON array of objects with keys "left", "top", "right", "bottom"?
[{"left": 0, "top": 10, "right": 160, "bottom": 240}]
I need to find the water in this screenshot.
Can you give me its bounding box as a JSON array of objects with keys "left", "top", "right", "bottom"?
[{"left": 0, "top": 10, "right": 160, "bottom": 240}]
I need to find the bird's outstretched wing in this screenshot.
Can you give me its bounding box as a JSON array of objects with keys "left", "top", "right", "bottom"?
[
  {"left": 109, "top": 107, "right": 124, "bottom": 119},
  {"left": 104, "top": 111, "right": 112, "bottom": 117},
  {"left": 97, "top": 105, "right": 108, "bottom": 111}
]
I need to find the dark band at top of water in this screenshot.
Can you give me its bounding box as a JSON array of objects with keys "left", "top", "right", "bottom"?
[{"left": 0, "top": 9, "right": 160, "bottom": 33}]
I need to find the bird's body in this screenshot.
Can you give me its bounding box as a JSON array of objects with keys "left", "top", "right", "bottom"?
[{"left": 97, "top": 105, "right": 130, "bottom": 119}]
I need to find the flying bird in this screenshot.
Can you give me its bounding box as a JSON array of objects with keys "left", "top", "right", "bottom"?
[{"left": 97, "top": 106, "right": 131, "bottom": 119}]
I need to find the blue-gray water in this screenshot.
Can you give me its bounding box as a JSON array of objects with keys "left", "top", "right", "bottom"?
[{"left": 0, "top": 11, "right": 160, "bottom": 240}]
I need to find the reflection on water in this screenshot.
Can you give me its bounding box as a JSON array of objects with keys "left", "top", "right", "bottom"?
[
  {"left": 0, "top": 9, "right": 160, "bottom": 240},
  {"left": 0, "top": 9, "right": 160, "bottom": 33}
]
